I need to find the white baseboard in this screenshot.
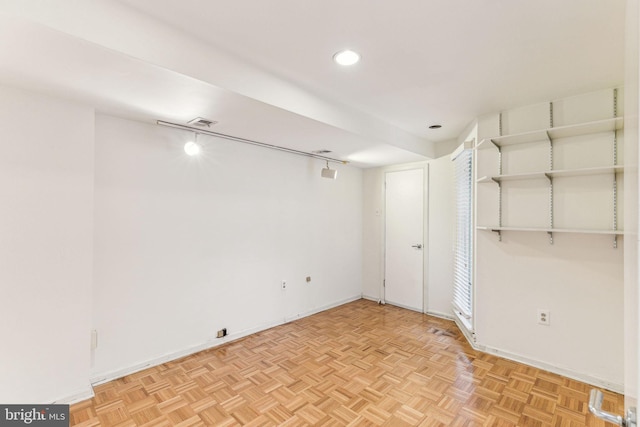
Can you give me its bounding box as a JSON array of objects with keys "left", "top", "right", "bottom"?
[
  {"left": 284, "top": 295, "right": 361, "bottom": 323},
  {"left": 452, "top": 312, "right": 477, "bottom": 346},
  {"left": 479, "top": 344, "right": 624, "bottom": 394},
  {"left": 384, "top": 301, "right": 423, "bottom": 313},
  {"left": 451, "top": 321, "right": 623, "bottom": 394},
  {"left": 90, "top": 321, "right": 278, "bottom": 386},
  {"left": 425, "top": 309, "right": 455, "bottom": 321},
  {"left": 90, "top": 294, "right": 362, "bottom": 387},
  {"left": 52, "top": 384, "right": 94, "bottom": 405},
  {"left": 361, "top": 294, "right": 380, "bottom": 303},
  {"left": 361, "top": 298, "right": 455, "bottom": 322},
  {"left": 75, "top": 297, "right": 623, "bottom": 405}
]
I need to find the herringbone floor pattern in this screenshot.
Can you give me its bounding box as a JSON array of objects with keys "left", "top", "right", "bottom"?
[{"left": 70, "top": 299, "right": 623, "bottom": 426}]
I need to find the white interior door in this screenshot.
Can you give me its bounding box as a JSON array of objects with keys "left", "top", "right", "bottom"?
[{"left": 384, "top": 168, "right": 424, "bottom": 311}]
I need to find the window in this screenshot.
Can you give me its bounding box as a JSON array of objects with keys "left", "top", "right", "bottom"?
[{"left": 452, "top": 148, "right": 473, "bottom": 329}]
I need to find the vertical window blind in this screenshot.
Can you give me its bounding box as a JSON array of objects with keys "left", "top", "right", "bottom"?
[{"left": 453, "top": 148, "right": 473, "bottom": 324}]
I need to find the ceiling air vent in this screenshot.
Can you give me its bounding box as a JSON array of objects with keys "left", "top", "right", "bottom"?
[{"left": 187, "top": 117, "right": 217, "bottom": 127}]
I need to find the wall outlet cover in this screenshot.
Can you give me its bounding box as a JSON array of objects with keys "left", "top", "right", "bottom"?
[{"left": 537, "top": 309, "right": 550, "bottom": 326}]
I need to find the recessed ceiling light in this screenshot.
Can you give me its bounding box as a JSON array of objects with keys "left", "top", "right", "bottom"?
[
  {"left": 429, "top": 124, "right": 442, "bottom": 129},
  {"left": 333, "top": 50, "right": 361, "bottom": 66}
]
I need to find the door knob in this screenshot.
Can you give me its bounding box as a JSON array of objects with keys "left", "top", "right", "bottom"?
[
  {"left": 589, "top": 389, "right": 636, "bottom": 426},
  {"left": 411, "top": 244, "right": 423, "bottom": 249}
]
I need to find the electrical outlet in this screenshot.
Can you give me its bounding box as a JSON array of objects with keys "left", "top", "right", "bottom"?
[
  {"left": 537, "top": 309, "right": 550, "bottom": 326},
  {"left": 281, "top": 280, "right": 287, "bottom": 290},
  {"left": 216, "top": 328, "right": 228, "bottom": 338}
]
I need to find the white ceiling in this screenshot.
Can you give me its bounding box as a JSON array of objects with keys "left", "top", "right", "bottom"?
[
  {"left": 0, "top": 16, "right": 428, "bottom": 167},
  {"left": 117, "top": 0, "right": 626, "bottom": 138},
  {"left": 0, "top": 0, "right": 626, "bottom": 167}
]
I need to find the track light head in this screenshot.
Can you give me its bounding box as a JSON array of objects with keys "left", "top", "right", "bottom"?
[
  {"left": 184, "top": 141, "right": 201, "bottom": 156},
  {"left": 321, "top": 161, "right": 337, "bottom": 179},
  {"left": 184, "top": 133, "right": 201, "bottom": 156}
]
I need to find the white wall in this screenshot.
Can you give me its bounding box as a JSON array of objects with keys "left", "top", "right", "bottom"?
[
  {"left": 362, "top": 167, "right": 386, "bottom": 300},
  {"left": 0, "top": 79, "right": 625, "bottom": 404},
  {"left": 0, "top": 85, "right": 94, "bottom": 403},
  {"left": 91, "top": 115, "right": 363, "bottom": 379},
  {"left": 427, "top": 156, "right": 455, "bottom": 317},
  {"left": 475, "top": 232, "right": 623, "bottom": 387},
  {"left": 362, "top": 157, "right": 454, "bottom": 317},
  {"left": 474, "top": 88, "right": 625, "bottom": 390},
  {"left": 624, "top": 0, "right": 639, "bottom": 406}
]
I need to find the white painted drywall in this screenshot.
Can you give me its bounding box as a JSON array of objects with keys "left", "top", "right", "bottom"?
[
  {"left": 474, "top": 88, "right": 625, "bottom": 390},
  {"left": 623, "top": 0, "right": 639, "bottom": 407},
  {"left": 427, "top": 156, "right": 455, "bottom": 318},
  {"left": 475, "top": 231, "right": 624, "bottom": 388},
  {"left": 0, "top": 85, "right": 94, "bottom": 403},
  {"left": 362, "top": 157, "right": 454, "bottom": 317},
  {"left": 0, "top": 1, "right": 434, "bottom": 158},
  {"left": 362, "top": 167, "right": 385, "bottom": 301},
  {"left": 91, "top": 115, "right": 362, "bottom": 378}
]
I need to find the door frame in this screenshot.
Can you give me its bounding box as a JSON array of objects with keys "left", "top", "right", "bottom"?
[{"left": 382, "top": 165, "right": 429, "bottom": 313}]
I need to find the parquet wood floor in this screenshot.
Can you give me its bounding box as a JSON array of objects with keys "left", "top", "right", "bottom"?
[{"left": 70, "top": 299, "right": 624, "bottom": 426}]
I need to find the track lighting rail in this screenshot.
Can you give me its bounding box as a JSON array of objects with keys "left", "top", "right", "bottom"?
[{"left": 156, "top": 120, "right": 348, "bottom": 164}]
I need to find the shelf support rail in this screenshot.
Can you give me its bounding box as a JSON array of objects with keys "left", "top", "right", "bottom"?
[
  {"left": 546, "top": 173, "right": 554, "bottom": 245},
  {"left": 613, "top": 88, "right": 618, "bottom": 249},
  {"left": 497, "top": 181, "right": 502, "bottom": 241},
  {"left": 497, "top": 142, "right": 503, "bottom": 241},
  {"left": 613, "top": 128, "right": 618, "bottom": 249},
  {"left": 548, "top": 135, "right": 554, "bottom": 245},
  {"left": 547, "top": 97, "right": 556, "bottom": 248}
]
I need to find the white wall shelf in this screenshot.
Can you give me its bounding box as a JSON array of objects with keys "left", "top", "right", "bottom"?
[
  {"left": 476, "top": 117, "right": 623, "bottom": 149},
  {"left": 477, "top": 226, "right": 624, "bottom": 247},
  {"left": 477, "top": 165, "right": 624, "bottom": 184},
  {"left": 477, "top": 226, "right": 624, "bottom": 235},
  {"left": 476, "top": 89, "right": 622, "bottom": 247}
]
